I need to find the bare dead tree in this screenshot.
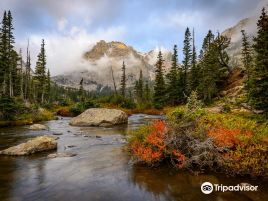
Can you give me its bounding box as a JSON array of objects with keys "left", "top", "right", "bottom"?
[{"left": 110, "top": 66, "right": 117, "bottom": 94}]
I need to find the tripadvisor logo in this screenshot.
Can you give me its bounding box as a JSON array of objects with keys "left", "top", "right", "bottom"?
[
  {"left": 201, "top": 182, "right": 213, "bottom": 194},
  {"left": 201, "top": 182, "right": 258, "bottom": 194}
]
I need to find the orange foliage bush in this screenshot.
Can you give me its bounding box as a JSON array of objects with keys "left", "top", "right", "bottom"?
[
  {"left": 129, "top": 120, "right": 187, "bottom": 168},
  {"left": 207, "top": 127, "right": 252, "bottom": 148},
  {"left": 57, "top": 108, "right": 73, "bottom": 117},
  {"left": 129, "top": 120, "right": 167, "bottom": 164},
  {"left": 131, "top": 142, "right": 163, "bottom": 163},
  {"left": 146, "top": 120, "right": 166, "bottom": 150}
]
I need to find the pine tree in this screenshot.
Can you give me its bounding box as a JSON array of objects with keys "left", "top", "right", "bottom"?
[
  {"left": 241, "top": 30, "right": 253, "bottom": 80},
  {"left": 144, "top": 80, "right": 151, "bottom": 102},
  {"left": 0, "top": 11, "right": 8, "bottom": 95},
  {"left": 134, "top": 80, "right": 139, "bottom": 100},
  {"left": 182, "top": 27, "right": 192, "bottom": 95},
  {"left": 198, "top": 30, "right": 231, "bottom": 103},
  {"left": 120, "top": 61, "right": 126, "bottom": 97},
  {"left": 248, "top": 8, "right": 268, "bottom": 111},
  {"left": 7, "top": 10, "right": 15, "bottom": 97},
  {"left": 79, "top": 78, "right": 84, "bottom": 102},
  {"left": 166, "top": 45, "right": 179, "bottom": 105},
  {"left": 199, "top": 30, "right": 217, "bottom": 103},
  {"left": 153, "top": 51, "right": 166, "bottom": 108},
  {"left": 0, "top": 11, "right": 16, "bottom": 97},
  {"left": 138, "top": 70, "right": 143, "bottom": 100},
  {"left": 189, "top": 28, "right": 199, "bottom": 91},
  {"left": 134, "top": 70, "right": 144, "bottom": 102},
  {"left": 34, "top": 39, "right": 46, "bottom": 103}
]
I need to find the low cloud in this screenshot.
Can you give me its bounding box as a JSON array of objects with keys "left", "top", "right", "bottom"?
[{"left": 17, "top": 25, "right": 126, "bottom": 76}]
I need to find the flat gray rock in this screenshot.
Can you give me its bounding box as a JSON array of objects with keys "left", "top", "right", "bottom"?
[
  {"left": 29, "top": 124, "right": 47, "bottom": 130},
  {"left": 0, "top": 136, "right": 57, "bottom": 156},
  {"left": 69, "top": 108, "right": 128, "bottom": 127}
]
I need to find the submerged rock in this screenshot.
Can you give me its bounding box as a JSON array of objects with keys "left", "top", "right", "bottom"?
[
  {"left": 47, "top": 152, "right": 77, "bottom": 158},
  {"left": 0, "top": 136, "right": 57, "bottom": 156},
  {"left": 53, "top": 132, "right": 63, "bottom": 135},
  {"left": 29, "top": 124, "right": 47, "bottom": 130},
  {"left": 69, "top": 108, "right": 128, "bottom": 127}
]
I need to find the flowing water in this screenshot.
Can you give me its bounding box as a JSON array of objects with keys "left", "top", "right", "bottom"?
[{"left": 0, "top": 114, "right": 267, "bottom": 201}]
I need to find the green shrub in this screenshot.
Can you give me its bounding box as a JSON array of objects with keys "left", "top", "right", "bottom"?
[
  {"left": 70, "top": 103, "right": 85, "bottom": 116},
  {"left": 0, "top": 97, "right": 26, "bottom": 120},
  {"left": 70, "top": 100, "right": 99, "bottom": 116},
  {"left": 167, "top": 106, "right": 205, "bottom": 125},
  {"left": 186, "top": 91, "right": 202, "bottom": 111}
]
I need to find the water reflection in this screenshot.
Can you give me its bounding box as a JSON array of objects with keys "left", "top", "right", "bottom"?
[
  {"left": 0, "top": 115, "right": 267, "bottom": 201},
  {"left": 130, "top": 165, "right": 268, "bottom": 201}
]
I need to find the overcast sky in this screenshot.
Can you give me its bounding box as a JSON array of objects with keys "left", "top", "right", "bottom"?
[{"left": 0, "top": 0, "right": 267, "bottom": 75}]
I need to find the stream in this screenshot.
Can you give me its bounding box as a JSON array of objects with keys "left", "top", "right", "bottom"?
[{"left": 0, "top": 114, "right": 267, "bottom": 201}]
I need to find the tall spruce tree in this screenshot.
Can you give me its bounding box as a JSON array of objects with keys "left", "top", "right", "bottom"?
[
  {"left": 190, "top": 28, "right": 199, "bottom": 91},
  {"left": 198, "top": 30, "right": 230, "bottom": 103},
  {"left": 34, "top": 39, "right": 47, "bottom": 103},
  {"left": 153, "top": 51, "right": 166, "bottom": 108},
  {"left": 7, "top": 10, "right": 16, "bottom": 97},
  {"left": 138, "top": 70, "right": 143, "bottom": 100},
  {"left": 134, "top": 70, "right": 144, "bottom": 102},
  {"left": 0, "top": 11, "right": 8, "bottom": 95},
  {"left": 120, "top": 61, "right": 126, "bottom": 97},
  {"left": 0, "top": 11, "right": 17, "bottom": 97},
  {"left": 144, "top": 80, "right": 151, "bottom": 102},
  {"left": 248, "top": 8, "right": 268, "bottom": 111},
  {"left": 166, "top": 44, "right": 179, "bottom": 105},
  {"left": 79, "top": 78, "right": 84, "bottom": 102},
  {"left": 241, "top": 30, "right": 253, "bottom": 80},
  {"left": 182, "top": 27, "right": 192, "bottom": 95},
  {"left": 199, "top": 30, "right": 217, "bottom": 102}
]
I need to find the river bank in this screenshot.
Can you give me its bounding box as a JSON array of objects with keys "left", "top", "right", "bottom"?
[{"left": 0, "top": 108, "right": 56, "bottom": 127}]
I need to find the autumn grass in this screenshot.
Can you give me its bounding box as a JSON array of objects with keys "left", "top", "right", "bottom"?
[{"left": 0, "top": 108, "right": 55, "bottom": 127}]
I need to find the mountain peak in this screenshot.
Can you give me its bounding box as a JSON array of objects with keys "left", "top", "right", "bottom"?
[{"left": 84, "top": 40, "right": 132, "bottom": 60}]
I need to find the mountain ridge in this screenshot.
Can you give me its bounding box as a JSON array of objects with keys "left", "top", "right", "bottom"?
[{"left": 52, "top": 16, "right": 256, "bottom": 91}]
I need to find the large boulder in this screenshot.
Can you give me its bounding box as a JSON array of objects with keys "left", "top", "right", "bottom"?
[
  {"left": 70, "top": 108, "right": 128, "bottom": 127},
  {"left": 29, "top": 124, "right": 47, "bottom": 130},
  {"left": 0, "top": 136, "right": 57, "bottom": 156}
]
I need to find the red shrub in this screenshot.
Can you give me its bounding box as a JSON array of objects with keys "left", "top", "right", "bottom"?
[
  {"left": 129, "top": 120, "right": 167, "bottom": 164},
  {"left": 208, "top": 127, "right": 252, "bottom": 148},
  {"left": 57, "top": 108, "right": 72, "bottom": 117},
  {"left": 146, "top": 120, "right": 166, "bottom": 151},
  {"left": 131, "top": 142, "right": 163, "bottom": 163}
]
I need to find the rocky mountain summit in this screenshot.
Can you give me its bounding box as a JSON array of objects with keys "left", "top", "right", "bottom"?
[{"left": 52, "top": 40, "right": 172, "bottom": 91}]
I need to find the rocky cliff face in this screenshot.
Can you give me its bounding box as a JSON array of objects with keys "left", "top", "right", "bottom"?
[{"left": 52, "top": 40, "right": 172, "bottom": 91}]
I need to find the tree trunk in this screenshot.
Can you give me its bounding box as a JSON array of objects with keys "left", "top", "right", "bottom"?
[{"left": 110, "top": 66, "right": 117, "bottom": 94}]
